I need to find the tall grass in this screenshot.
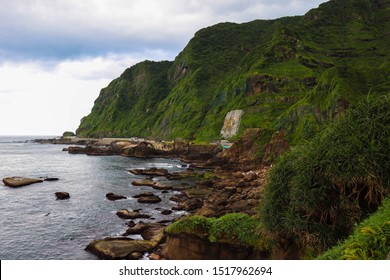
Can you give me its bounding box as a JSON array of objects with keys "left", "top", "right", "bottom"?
[{"left": 259, "top": 94, "right": 390, "bottom": 254}]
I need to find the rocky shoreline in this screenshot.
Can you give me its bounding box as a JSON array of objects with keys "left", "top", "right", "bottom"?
[{"left": 32, "top": 132, "right": 287, "bottom": 260}]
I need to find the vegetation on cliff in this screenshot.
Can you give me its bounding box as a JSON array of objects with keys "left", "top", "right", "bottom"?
[
  {"left": 259, "top": 94, "right": 390, "bottom": 257},
  {"left": 166, "top": 213, "right": 268, "bottom": 249},
  {"left": 77, "top": 0, "right": 390, "bottom": 143},
  {"left": 318, "top": 197, "right": 390, "bottom": 260},
  {"left": 76, "top": 0, "right": 390, "bottom": 259}
]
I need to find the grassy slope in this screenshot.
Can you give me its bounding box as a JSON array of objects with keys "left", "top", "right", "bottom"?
[{"left": 77, "top": 0, "right": 389, "bottom": 143}]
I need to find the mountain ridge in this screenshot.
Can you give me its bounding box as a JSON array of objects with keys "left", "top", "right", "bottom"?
[{"left": 76, "top": 0, "right": 389, "bottom": 144}]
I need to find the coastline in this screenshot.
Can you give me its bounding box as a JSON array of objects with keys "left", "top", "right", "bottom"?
[{"left": 33, "top": 135, "right": 270, "bottom": 260}]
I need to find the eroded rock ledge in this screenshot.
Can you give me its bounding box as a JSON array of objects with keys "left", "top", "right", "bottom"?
[{"left": 162, "top": 233, "right": 266, "bottom": 260}]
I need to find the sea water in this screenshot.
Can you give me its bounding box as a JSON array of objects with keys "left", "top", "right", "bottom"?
[{"left": 0, "top": 136, "right": 187, "bottom": 259}]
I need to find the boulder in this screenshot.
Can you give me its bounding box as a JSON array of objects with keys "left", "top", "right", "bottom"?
[
  {"left": 116, "top": 209, "right": 151, "bottom": 219},
  {"left": 123, "top": 223, "right": 165, "bottom": 241},
  {"left": 124, "top": 223, "right": 151, "bottom": 236},
  {"left": 132, "top": 192, "right": 155, "bottom": 198},
  {"left": 137, "top": 195, "right": 162, "bottom": 204},
  {"left": 179, "top": 198, "right": 203, "bottom": 211},
  {"left": 121, "top": 142, "right": 158, "bottom": 158},
  {"left": 131, "top": 180, "right": 171, "bottom": 190},
  {"left": 55, "top": 192, "right": 70, "bottom": 200},
  {"left": 2, "top": 177, "right": 43, "bottom": 188},
  {"left": 161, "top": 209, "right": 173, "bottom": 215},
  {"left": 141, "top": 225, "right": 165, "bottom": 242},
  {"left": 129, "top": 168, "right": 169, "bottom": 177},
  {"left": 106, "top": 192, "right": 127, "bottom": 201},
  {"left": 85, "top": 238, "right": 157, "bottom": 259}
]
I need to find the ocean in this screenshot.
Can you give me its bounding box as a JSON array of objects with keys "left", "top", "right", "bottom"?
[{"left": 0, "top": 136, "right": 188, "bottom": 259}]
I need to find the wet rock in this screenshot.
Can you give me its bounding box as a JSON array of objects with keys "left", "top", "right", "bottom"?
[
  {"left": 179, "top": 198, "right": 203, "bottom": 211},
  {"left": 129, "top": 168, "right": 169, "bottom": 177},
  {"left": 124, "top": 223, "right": 151, "bottom": 236},
  {"left": 172, "top": 205, "right": 185, "bottom": 211},
  {"left": 161, "top": 209, "right": 173, "bottom": 215},
  {"left": 149, "top": 253, "right": 162, "bottom": 260},
  {"left": 131, "top": 180, "right": 172, "bottom": 190},
  {"left": 121, "top": 142, "right": 158, "bottom": 158},
  {"left": 67, "top": 145, "right": 121, "bottom": 156},
  {"left": 85, "top": 238, "right": 157, "bottom": 259},
  {"left": 42, "top": 177, "right": 59, "bottom": 182},
  {"left": 137, "top": 195, "right": 162, "bottom": 204},
  {"left": 133, "top": 192, "right": 155, "bottom": 198},
  {"left": 184, "top": 187, "right": 213, "bottom": 198},
  {"left": 106, "top": 192, "right": 127, "bottom": 201},
  {"left": 55, "top": 192, "right": 70, "bottom": 200},
  {"left": 141, "top": 225, "right": 165, "bottom": 242},
  {"left": 116, "top": 209, "right": 151, "bottom": 219},
  {"left": 169, "top": 194, "right": 186, "bottom": 203},
  {"left": 2, "top": 177, "right": 43, "bottom": 188},
  {"left": 126, "top": 221, "right": 136, "bottom": 227}
]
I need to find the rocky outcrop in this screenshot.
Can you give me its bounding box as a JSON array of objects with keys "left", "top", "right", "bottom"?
[
  {"left": 2, "top": 177, "right": 43, "bottom": 187},
  {"left": 162, "top": 233, "right": 265, "bottom": 260},
  {"left": 106, "top": 192, "right": 127, "bottom": 201},
  {"left": 137, "top": 195, "right": 162, "bottom": 204},
  {"left": 85, "top": 238, "right": 157, "bottom": 259},
  {"left": 55, "top": 192, "right": 70, "bottom": 200},
  {"left": 131, "top": 180, "right": 172, "bottom": 190},
  {"left": 65, "top": 145, "right": 122, "bottom": 156},
  {"left": 62, "top": 138, "right": 221, "bottom": 161},
  {"left": 129, "top": 168, "right": 169, "bottom": 177},
  {"left": 116, "top": 209, "right": 151, "bottom": 219},
  {"left": 220, "top": 110, "right": 243, "bottom": 139}
]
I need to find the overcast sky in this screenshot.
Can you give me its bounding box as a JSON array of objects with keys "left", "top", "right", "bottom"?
[{"left": 0, "top": 0, "right": 328, "bottom": 136}]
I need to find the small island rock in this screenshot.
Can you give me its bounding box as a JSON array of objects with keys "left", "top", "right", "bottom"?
[
  {"left": 116, "top": 209, "right": 151, "bottom": 219},
  {"left": 106, "top": 193, "right": 127, "bottom": 201},
  {"left": 55, "top": 192, "right": 70, "bottom": 200},
  {"left": 2, "top": 177, "right": 43, "bottom": 188}
]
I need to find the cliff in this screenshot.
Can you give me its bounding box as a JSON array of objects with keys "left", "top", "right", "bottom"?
[{"left": 77, "top": 0, "right": 390, "bottom": 143}]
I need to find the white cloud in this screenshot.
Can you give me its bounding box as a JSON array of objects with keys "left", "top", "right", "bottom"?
[
  {"left": 0, "top": 51, "right": 171, "bottom": 135},
  {"left": 0, "top": 0, "right": 329, "bottom": 135}
]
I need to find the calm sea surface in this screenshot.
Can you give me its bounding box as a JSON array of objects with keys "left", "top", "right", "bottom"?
[{"left": 0, "top": 136, "right": 188, "bottom": 259}]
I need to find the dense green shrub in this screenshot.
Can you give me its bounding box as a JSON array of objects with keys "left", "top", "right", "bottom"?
[
  {"left": 259, "top": 94, "right": 390, "bottom": 254},
  {"left": 166, "top": 213, "right": 269, "bottom": 249},
  {"left": 319, "top": 197, "right": 390, "bottom": 260}
]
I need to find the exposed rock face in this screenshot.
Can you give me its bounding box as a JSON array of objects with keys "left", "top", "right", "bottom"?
[
  {"left": 2, "top": 177, "right": 43, "bottom": 188},
  {"left": 116, "top": 209, "right": 151, "bottom": 219},
  {"left": 131, "top": 180, "right": 172, "bottom": 190},
  {"left": 220, "top": 110, "right": 243, "bottom": 139},
  {"left": 137, "top": 195, "right": 162, "bottom": 204},
  {"left": 55, "top": 192, "right": 70, "bottom": 200},
  {"left": 65, "top": 145, "right": 121, "bottom": 156},
  {"left": 162, "top": 233, "right": 265, "bottom": 260},
  {"left": 85, "top": 238, "right": 157, "bottom": 259},
  {"left": 129, "top": 168, "right": 169, "bottom": 177}
]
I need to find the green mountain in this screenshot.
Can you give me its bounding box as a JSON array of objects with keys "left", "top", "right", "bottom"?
[{"left": 77, "top": 0, "right": 389, "bottom": 143}]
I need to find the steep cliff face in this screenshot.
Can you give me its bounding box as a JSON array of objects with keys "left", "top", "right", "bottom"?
[
  {"left": 76, "top": 60, "right": 173, "bottom": 138},
  {"left": 77, "top": 0, "right": 390, "bottom": 143},
  {"left": 220, "top": 110, "right": 243, "bottom": 139}
]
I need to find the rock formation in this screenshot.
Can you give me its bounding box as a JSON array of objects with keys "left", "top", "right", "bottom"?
[
  {"left": 220, "top": 110, "right": 243, "bottom": 139},
  {"left": 2, "top": 177, "right": 43, "bottom": 188}
]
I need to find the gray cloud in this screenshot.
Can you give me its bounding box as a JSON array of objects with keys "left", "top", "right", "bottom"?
[{"left": 0, "top": 0, "right": 328, "bottom": 61}]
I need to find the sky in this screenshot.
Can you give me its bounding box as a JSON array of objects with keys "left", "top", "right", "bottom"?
[{"left": 0, "top": 0, "right": 328, "bottom": 136}]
